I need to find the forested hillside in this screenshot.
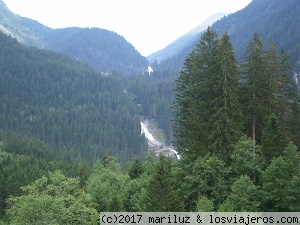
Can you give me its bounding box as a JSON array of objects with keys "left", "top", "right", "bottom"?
[
  {"left": 212, "top": 0, "right": 300, "bottom": 67},
  {"left": 0, "top": 0, "right": 148, "bottom": 75},
  {"left": 44, "top": 27, "right": 148, "bottom": 74},
  {"left": 0, "top": 32, "right": 147, "bottom": 162},
  {"left": 1, "top": 1, "right": 300, "bottom": 223},
  {"left": 152, "top": 0, "right": 300, "bottom": 77},
  {"left": 0, "top": 0, "right": 50, "bottom": 47},
  {"left": 1, "top": 24, "right": 300, "bottom": 225}
]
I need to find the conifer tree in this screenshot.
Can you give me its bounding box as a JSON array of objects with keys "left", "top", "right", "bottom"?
[
  {"left": 218, "top": 175, "right": 260, "bottom": 212},
  {"left": 208, "top": 32, "right": 243, "bottom": 160},
  {"left": 265, "top": 41, "right": 284, "bottom": 115},
  {"left": 173, "top": 27, "right": 219, "bottom": 161},
  {"left": 261, "top": 114, "right": 287, "bottom": 162},
  {"left": 145, "top": 154, "right": 182, "bottom": 211},
  {"left": 241, "top": 33, "right": 268, "bottom": 146},
  {"left": 174, "top": 28, "right": 243, "bottom": 162}
]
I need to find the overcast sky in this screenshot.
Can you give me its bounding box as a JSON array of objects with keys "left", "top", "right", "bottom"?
[{"left": 3, "top": 0, "right": 252, "bottom": 56}]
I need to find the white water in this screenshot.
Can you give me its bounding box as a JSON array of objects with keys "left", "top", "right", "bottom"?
[
  {"left": 141, "top": 120, "right": 162, "bottom": 147},
  {"left": 140, "top": 119, "right": 180, "bottom": 159}
]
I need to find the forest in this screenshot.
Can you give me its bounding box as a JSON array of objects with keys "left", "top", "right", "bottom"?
[
  {"left": 1, "top": 27, "right": 300, "bottom": 224},
  {"left": 0, "top": 31, "right": 147, "bottom": 163}
]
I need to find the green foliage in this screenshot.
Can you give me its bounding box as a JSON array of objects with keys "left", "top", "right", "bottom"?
[
  {"left": 0, "top": 131, "right": 82, "bottom": 217},
  {"left": 172, "top": 28, "right": 300, "bottom": 212},
  {"left": 173, "top": 27, "right": 219, "bottom": 161},
  {"left": 128, "top": 157, "right": 144, "bottom": 179},
  {"left": 261, "top": 142, "right": 300, "bottom": 211},
  {"left": 261, "top": 114, "right": 287, "bottom": 161},
  {"left": 86, "top": 160, "right": 128, "bottom": 212},
  {"left": 191, "top": 154, "right": 229, "bottom": 208},
  {"left": 219, "top": 175, "right": 260, "bottom": 212},
  {"left": 240, "top": 33, "right": 299, "bottom": 150},
  {"left": 6, "top": 170, "right": 98, "bottom": 225},
  {"left": 195, "top": 196, "right": 214, "bottom": 212},
  {"left": 230, "top": 136, "right": 262, "bottom": 181},
  {"left": 174, "top": 28, "right": 243, "bottom": 162},
  {"left": 1, "top": 3, "right": 300, "bottom": 217},
  {"left": 126, "top": 75, "right": 175, "bottom": 143},
  {"left": 45, "top": 28, "right": 148, "bottom": 75},
  {"left": 208, "top": 32, "right": 243, "bottom": 160},
  {"left": 0, "top": 32, "right": 147, "bottom": 163},
  {"left": 240, "top": 33, "right": 268, "bottom": 144},
  {"left": 145, "top": 154, "right": 183, "bottom": 211}
]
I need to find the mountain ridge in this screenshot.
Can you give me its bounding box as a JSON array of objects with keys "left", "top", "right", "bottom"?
[
  {"left": 150, "top": 0, "right": 300, "bottom": 78},
  {"left": 0, "top": 0, "right": 148, "bottom": 75},
  {"left": 147, "top": 13, "right": 227, "bottom": 63}
]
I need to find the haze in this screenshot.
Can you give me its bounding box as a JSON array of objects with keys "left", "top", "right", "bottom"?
[{"left": 3, "top": 0, "right": 252, "bottom": 56}]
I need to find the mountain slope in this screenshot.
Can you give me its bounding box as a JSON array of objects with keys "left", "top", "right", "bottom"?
[
  {"left": 153, "top": 0, "right": 300, "bottom": 76},
  {"left": 44, "top": 27, "right": 148, "bottom": 74},
  {"left": 0, "top": 0, "right": 148, "bottom": 75},
  {"left": 211, "top": 0, "right": 300, "bottom": 67},
  {"left": 147, "top": 13, "right": 226, "bottom": 63},
  {"left": 0, "top": 31, "right": 146, "bottom": 162},
  {"left": 0, "top": 0, "right": 50, "bottom": 47}
]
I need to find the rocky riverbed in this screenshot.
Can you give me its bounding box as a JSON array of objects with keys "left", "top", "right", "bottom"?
[{"left": 141, "top": 119, "right": 180, "bottom": 159}]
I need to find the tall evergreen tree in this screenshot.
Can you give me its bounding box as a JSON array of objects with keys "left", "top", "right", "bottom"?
[
  {"left": 173, "top": 27, "right": 219, "bottom": 161},
  {"left": 208, "top": 32, "right": 243, "bottom": 161},
  {"left": 241, "top": 33, "right": 268, "bottom": 146},
  {"left": 265, "top": 41, "right": 284, "bottom": 115},
  {"left": 174, "top": 28, "right": 242, "bottom": 162}
]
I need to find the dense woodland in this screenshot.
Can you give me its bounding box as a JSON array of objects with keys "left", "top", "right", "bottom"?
[
  {"left": 1, "top": 26, "right": 300, "bottom": 224},
  {"left": 1, "top": 0, "right": 300, "bottom": 223},
  {"left": 0, "top": 32, "right": 147, "bottom": 163},
  {"left": 44, "top": 27, "right": 148, "bottom": 75}
]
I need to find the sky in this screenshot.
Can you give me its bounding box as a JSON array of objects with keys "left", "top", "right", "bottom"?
[{"left": 3, "top": 0, "right": 252, "bottom": 56}]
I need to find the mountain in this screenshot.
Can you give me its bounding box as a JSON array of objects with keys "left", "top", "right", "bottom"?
[
  {"left": 152, "top": 0, "right": 300, "bottom": 77},
  {"left": 0, "top": 31, "right": 147, "bottom": 162},
  {"left": 0, "top": 0, "right": 148, "bottom": 75},
  {"left": 211, "top": 0, "right": 300, "bottom": 67},
  {"left": 0, "top": 0, "right": 51, "bottom": 47},
  {"left": 44, "top": 27, "right": 148, "bottom": 75},
  {"left": 147, "top": 13, "right": 226, "bottom": 63}
]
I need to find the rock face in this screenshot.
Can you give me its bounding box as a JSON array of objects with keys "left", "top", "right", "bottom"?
[{"left": 141, "top": 119, "right": 180, "bottom": 159}]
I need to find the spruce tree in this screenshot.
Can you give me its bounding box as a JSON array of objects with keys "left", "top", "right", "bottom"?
[
  {"left": 241, "top": 33, "right": 269, "bottom": 146},
  {"left": 173, "top": 27, "right": 219, "bottom": 161},
  {"left": 174, "top": 28, "right": 243, "bottom": 162},
  {"left": 261, "top": 114, "right": 287, "bottom": 162},
  {"left": 145, "top": 154, "right": 182, "bottom": 211},
  {"left": 208, "top": 32, "right": 243, "bottom": 161}
]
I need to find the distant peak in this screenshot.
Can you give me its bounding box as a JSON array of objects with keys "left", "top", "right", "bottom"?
[{"left": 188, "top": 13, "right": 227, "bottom": 35}]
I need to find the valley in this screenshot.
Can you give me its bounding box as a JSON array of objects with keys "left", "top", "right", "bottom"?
[{"left": 0, "top": 0, "right": 300, "bottom": 222}]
